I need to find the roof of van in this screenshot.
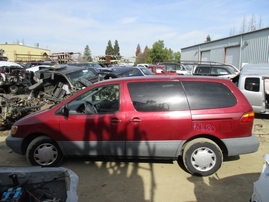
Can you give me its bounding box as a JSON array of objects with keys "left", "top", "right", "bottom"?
[{"left": 240, "top": 63, "right": 269, "bottom": 75}]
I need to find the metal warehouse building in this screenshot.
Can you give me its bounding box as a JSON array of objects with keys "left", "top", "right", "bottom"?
[
  {"left": 0, "top": 44, "right": 50, "bottom": 63},
  {"left": 181, "top": 27, "right": 269, "bottom": 69}
]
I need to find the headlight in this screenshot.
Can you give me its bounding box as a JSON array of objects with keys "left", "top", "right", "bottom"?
[{"left": 11, "top": 125, "right": 18, "bottom": 135}]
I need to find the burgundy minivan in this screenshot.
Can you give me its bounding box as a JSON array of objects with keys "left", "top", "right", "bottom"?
[{"left": 6, "top": 76, "right": 259, "bottom": 176}]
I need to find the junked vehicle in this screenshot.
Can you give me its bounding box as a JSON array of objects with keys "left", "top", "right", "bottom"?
[
  {"left": 0, "top": 61, "right": 31, "bottom": 94},
  {"left": 67, "top": 62, "right": 102, "bottom": 74},
  {"left": 28, "top": 64, "right": 99, "bottom": 102},
  {"left": 192, "top": 63, "right": 240, "bottom": 79},
  {"left": 136, "top": 63, "right": 150, "bottom": 67},
  {"left": 98, "top": 66, "right": 155, "bottom": 80},
  {"left": 235, "top": 63, "right": 269, "bottom": 114},
  {"left": 6, "top": 76, "right": 259, "bottom": 176},
  {"left": 147, "top": 65, "right": 179, "bottom": 75},
  {"left": 158, "top": 62, "right": 192, "bottom": 75},
  {"left": 0, "top": 64, "right": 100, "bottom": 130}
]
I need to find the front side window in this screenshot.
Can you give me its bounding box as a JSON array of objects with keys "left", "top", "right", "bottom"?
[
  {"left": 183, "top": 81, "right": 237, "bottom": 110},
  {"left": 245, "top": 78, "right": 260, "bottom": 92},
  {"left": 128, "top": 81, "right": 189, "bottom": 112},
  {"left": 67, "top": 84, "right": 120, "bottom": 114}
]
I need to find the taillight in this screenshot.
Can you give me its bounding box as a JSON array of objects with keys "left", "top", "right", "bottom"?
[{"left": 240, "top": 111, "right": 255, "bottom": 123}]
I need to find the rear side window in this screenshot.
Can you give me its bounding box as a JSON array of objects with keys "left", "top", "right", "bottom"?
[
  {"left": 182, "top": 81, "right": 237, "bottom": 110},
  {"left": 128, "top": 82, "right": 189, "bottom": 112},
  {"left": 245, "top": 78, "right": 260, "bottom": 92}
]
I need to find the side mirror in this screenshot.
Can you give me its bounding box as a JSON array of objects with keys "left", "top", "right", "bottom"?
[{"left": 61, "top": 105, "right": 69, "bottom": 119}]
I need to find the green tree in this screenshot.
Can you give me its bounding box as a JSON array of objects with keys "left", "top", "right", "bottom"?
[
  {"left": 105, "top": 40, "right": 114, "bottom": 55},
  {"left": 205, "top": 35, "right": 211, "bottom": 42},
  {"left": 83, "top": 45, "right": 92, "bottom": 62},
  {"left": 147, "top": 40, "right": 169, "bottom": 63},
  {"left": 173, "top": 51, "right": 181, "bottom": 61},
  {"left": 113, "top": 40, "right": 120, "bottom": 56}
]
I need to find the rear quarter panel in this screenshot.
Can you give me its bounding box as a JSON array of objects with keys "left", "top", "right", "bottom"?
[{"left": 189, "top": 80, "right": 253, "bottom": 139}]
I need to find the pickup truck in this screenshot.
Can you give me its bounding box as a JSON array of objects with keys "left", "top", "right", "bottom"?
[{"left": 147, "top": 65, "right": 179, "bottom": 75}]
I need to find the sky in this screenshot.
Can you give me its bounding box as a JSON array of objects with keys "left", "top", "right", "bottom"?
[{"left": 1, "top": 0, "right": 269, "bottom": 59}]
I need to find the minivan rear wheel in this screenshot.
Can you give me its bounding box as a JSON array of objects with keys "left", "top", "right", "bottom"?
[
  {"left": 26, "top": 136, "right": 63, "bottom": 167},
  {"left": 183, "top": 138, "right": 222, "bottom": 176}
]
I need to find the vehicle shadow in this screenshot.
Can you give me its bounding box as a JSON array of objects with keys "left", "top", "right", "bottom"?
[
  {"left": 177, "top": 155, "right": 240, "bottom": 175},
  {"left": 60, "top": 157, "right": 172, "bottom": 202},
  {"left": 187, "top": 173, "right": 260, "bottom": 202}
]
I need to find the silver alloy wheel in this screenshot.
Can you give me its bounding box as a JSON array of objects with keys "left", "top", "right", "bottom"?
[
  {"left": 190, "top": 147, "right": 216, "bottom": 172},
  {"left": 33, "top": 143, "right": 58, "bottom": 166}
]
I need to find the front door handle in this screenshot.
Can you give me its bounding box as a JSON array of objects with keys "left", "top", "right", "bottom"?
[{"left": 110, "top": 118, "right": 122, "bottom": 124}]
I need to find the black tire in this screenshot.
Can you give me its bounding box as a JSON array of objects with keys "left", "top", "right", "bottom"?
[
  {"left": 9, "top": 85, "right": 19, "bottom": 94},
  {"left": 26, "top": 136, "right": 63, "bottom": 167},
  {"left": 183, "top": 138, "right": 223, "bottom": 176}
]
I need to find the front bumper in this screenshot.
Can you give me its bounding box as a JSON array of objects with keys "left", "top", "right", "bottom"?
[{"left": 5, "top": 135, "right": 24, "bottom": 154}]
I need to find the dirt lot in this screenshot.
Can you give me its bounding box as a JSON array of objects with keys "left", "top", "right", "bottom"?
[{"left": 0, "top": 115, "right": 269, "bottom": 202}]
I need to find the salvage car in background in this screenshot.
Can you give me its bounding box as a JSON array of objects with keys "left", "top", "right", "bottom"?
[
  {"left": 0, "top": 61, "right": 31, "bottom": 94},
  {"left": 0, "top": 64, "right": 101, "bottom": 130},
  {"left": 99, "top": 66, "right": 155, "bottom": 79},
  {"left": 6, "top": 76, "right": 259, "bottom": 176},
  {"left": 192, "top": 63, "right": 240, "bottom": 79},
  {"left": 158, "top": 62, "right": 192, "bottom": 75},
  {"left": 28, "top": 64, "right": 100, "bottom": 102},
  {"left": 67, "top": 62, "right": 102, "bottom": 74},
  {"left": 147, "top": 65, "right": 179, "bottom": 75},
  {"left": 235, "top": 63, "right": 269, "bottom": 115}
]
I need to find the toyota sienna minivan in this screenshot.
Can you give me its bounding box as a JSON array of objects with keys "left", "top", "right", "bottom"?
[{"left": 6, "top": 76, "right": 260, "bottom": 176}]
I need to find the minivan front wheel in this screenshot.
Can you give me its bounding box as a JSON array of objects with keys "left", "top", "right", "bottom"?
[
  {"left": 183, "top": 138, "right": 222, "bottom": 176},
  {"left": 26, "top": 136, "right": 63, "bottom": 167}
]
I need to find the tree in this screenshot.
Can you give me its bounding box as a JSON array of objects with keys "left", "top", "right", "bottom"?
[
  {"left": 83, "top": 45, "right": 92, "bottom": 62},
  {"left": 147, "top": 40, "right": 169, "bottom": 63},
  {"left": 230, "top": 27, "right": 236, "bottom": 36},
  {"left": 173, "top": 51, "right": 181, "bottom": 61},
  {"left": 105, "top": 40, "right": 114, "bottom": 55},
  {"left": 205, "top": 35, "right": 211, "bottom": 42},
  {"left": 134, "top": 45, "right": 149, "bottom": 65},
  {"left": 248, "top": 14, "right": 256, "bottom": 31},
  {"left": 113, "top": 40, "right": 120, "bottom": 56},
  {"left": 240, "top": 15, "right": 247, "bottom": 33},
  {"left": 143, "top": 46, "right": 149, "bottom": 60},
  {"left": 135, "top": 44, "right": 141, "bottom": 56},
  {"left": 258, "top": 15, "right": 263, "bottom": 29}
]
